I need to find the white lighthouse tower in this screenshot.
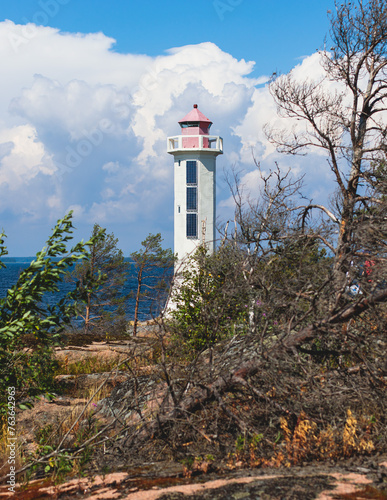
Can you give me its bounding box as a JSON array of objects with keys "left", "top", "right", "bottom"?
[{"left": 167, "top": 105, "right": 223, "bottom": 267}]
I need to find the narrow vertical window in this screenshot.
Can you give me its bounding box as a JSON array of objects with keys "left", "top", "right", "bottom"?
[
  {"left": 187, "top": 213, "right": 197, "bottom": 238},
  {"left": 186, "top": 187, "right": 197, "bottom": 211},
  {"left": 186, "top": 161, "right": 197, "bottom": 184},
  {"left": 186, "top": 161, "right": 198, "bottom": 238}
]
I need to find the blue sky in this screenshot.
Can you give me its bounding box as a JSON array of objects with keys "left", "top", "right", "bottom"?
[
  {"left": 0, "top": 0, "right": 336, "bottom": 256},
  {"left": 2, "top": 1, "right": 331, "bottom": 68}
]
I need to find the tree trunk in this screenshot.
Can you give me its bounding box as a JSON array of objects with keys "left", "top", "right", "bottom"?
[
  {"left": 84, "top": 294, "right": 91, "bottom": 334},
  {"left": 133, "top": 267, "right": 143, "bottom": 337}
]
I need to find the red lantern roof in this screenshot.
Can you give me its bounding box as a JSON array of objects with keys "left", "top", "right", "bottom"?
[{"left": 178, "top": 104, "right": 212, "bottom": 126}]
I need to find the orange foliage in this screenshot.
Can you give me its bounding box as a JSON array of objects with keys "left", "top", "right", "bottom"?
[{"left": 229, "top": 409, "right": 375, "bottom": 469}]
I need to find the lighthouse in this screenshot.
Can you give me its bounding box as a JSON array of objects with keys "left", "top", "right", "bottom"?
[{"left": 167, "top": 105, "right": 223, "bottom": 267}]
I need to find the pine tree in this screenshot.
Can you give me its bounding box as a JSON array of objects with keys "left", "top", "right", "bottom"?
[
  {"left": 130, "top": 233, "right": 174, "bottom": 336},
  {"left": 69, "top": 224, "right": 129, "bottom": 335}
]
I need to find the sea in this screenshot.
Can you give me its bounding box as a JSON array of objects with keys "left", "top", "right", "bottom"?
[{"left": 0, "top": 257, "right": 172, "bottom": 324}]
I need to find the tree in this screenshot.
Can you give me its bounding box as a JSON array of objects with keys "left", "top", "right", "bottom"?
[
  {"left": 169, "top": 245, "right": 250, "bottom": 352},
  {"left": 265, "top": 0, "right": 387, "bottom": 301},
  {"left": 105, "top": 4, "right": 386, "bottom": 466},
  {"left": 11, "top": 3, "right": 386, "bottom": 470},
  {"left": 0, "top": 213, "right": 91, "bottom": 413},
  {"left": 69, "top": 224, "right": 129, "bottom": 335},
  {"left": 130, "top": 233, "right": 174, "bottom": 337},
  {"left": 223, "top": 162, "right": 334, "bottom": 327}
]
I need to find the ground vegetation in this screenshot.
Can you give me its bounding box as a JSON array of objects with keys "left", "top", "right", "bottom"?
[{"left": 1, "top": 0, "right": 386, "bottom": 490}]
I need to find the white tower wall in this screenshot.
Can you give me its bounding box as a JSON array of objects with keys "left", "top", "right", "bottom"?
[
  {"left": 167, "top": 105, "right": 223, "bottom": 270},
  {"left": 173, "top": 152, "right": 216, "bottom": 265}
]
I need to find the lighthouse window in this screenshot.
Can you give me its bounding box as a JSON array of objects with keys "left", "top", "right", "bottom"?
[
  {"left": 186, "top": 161, "right": 197, "bottom": 184},
  {"left": 186, "top": 213, "right": 197, "bottom": 238},
  {"left": 186, "top": 161, "right": 198, "bottom": 238},
  {"left": 181, "top": 122, "right": 199, "bottom": 128},
  {"left": 186, "top": 187, "right": 197, "bottom": 211}
]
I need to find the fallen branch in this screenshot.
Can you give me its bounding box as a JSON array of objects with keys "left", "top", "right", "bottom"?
[{"left": 125, "top": 288, "right": 387, "bottom": 450}]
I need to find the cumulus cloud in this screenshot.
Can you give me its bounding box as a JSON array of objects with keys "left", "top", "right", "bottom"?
[
  {"left": 0, "top": 20, "right": 150, "bottom": 90},
  {"left": 216, "top": 51, "right": 346, "bottom": 214},
  {"left": 10, "top": 76, "right": 134, "bottom": 140},
  {"left": 0, "top": 20, "right": 341, "bottom": 253},
  {"left": 233, "top": 52, "right": 330, "bottom": 160},
  {"left": 130, "top": 42, "right": 259, "bottom": 164},
  {"left": 0, "top": 124, "right": 55, "bottom": 188}
]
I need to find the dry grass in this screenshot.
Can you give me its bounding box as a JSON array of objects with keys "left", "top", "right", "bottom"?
[
  {"left": 55, "top": 354, "right": 129, "bottom": 376},
  {"left": 230, "top": 409, "right": 377, "bottom": 469},
  {"left": 0, "top": 378, "right": 115, "bottom": 485}
]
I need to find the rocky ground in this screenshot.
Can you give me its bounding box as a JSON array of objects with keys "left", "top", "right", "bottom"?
[
  {"left": 1, "top": 327, "right": 386, "bottom": 499},
  {"left": 1, "top": 459, "right": 387, "bottom": 499}
]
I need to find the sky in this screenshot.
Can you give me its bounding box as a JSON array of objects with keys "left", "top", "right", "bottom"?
[{"left": 0, "top": 0, "right": 337, "bottom": 256}]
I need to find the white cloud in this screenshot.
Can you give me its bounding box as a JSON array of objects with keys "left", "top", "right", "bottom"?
[
  {"left": 66, "top": 204, "right": 85, "bottom": 219},
  {"left": 0, "top": 21, "right": 346, "bottom": 253},
  {"left": 233, "top": 52, "right": 331, "bottom": 160},
  {"left": 102, "top": 161, "right": 120, "bottom": 173},
  {"left": 46, "top": 195, "right": 61, "bottom": 209},
  {"left": 0, "top": 20, "right": 150, "bottom": 90},
  {"left": 10, "top": 76, "right": 134, "bottom": 140},
  {"left": 130, "top": 42, "right": 258, "bottom": 164},
  {"left": 0, "top": 124, "right": 55, "bottom": 188}
]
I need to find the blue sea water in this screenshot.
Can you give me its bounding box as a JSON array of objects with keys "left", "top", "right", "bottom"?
[{"left": 0, "top": 258, "right": 171, "bottom": 323}]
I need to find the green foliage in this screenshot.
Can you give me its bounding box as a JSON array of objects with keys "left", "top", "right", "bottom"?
[
  {"left": 130, "top": 233, "right": 174, "bottom": 336},
  {"left": 0, "top": 212, "right": 92, "bottom": 415},
  {"left": 0, "top": 232, "right": 7, "bottom": 270},
  {"left": 256, "top": 237, "right": 332, "bottom": 324},
  {"left": 170, "top": 238, "right": 332, "bottom": 352},
  {"left": 235, "top": 433, "right": 263, "bottom": 453},
  {"left": 33, "top": 424, "right": 72, "bottom": 478},
  {"left": 170, "top": 245, "right": 249, "bottom": 351},
  {"left": 68, "top": 224, "right": 129, "bottom": 334},
  {"left": 0, "top": 214, "right": 89, "bottom": 346},
  {"left": 32, "top": 418, "right": 97, "bottom": 481}
]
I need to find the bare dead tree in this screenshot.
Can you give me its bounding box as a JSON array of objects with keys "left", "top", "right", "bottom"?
[{"left": 266, "top": 0, "right": 387, "bottom": 299}]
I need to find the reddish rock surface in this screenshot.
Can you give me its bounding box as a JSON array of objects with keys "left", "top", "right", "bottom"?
[{"left": 1, "top": 460, "right": 386, "bottom": 499}]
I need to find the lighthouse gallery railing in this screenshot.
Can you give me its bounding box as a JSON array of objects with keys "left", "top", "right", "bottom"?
[{"left": 167, "top": 135, "right": 223, "bottom": 153}]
